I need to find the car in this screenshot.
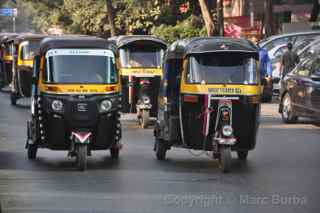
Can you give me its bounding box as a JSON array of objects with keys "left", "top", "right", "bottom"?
[
  {"left": 258, "top": 31, "right": 320, "bottom": 52},
  {"left": 279, "top": 54, "right": 320, "bottom": 123},
  {"left": 269, "top": 37, "right": 320, "bottom": 94}
]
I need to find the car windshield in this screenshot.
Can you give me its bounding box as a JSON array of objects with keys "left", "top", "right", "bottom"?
[
  {"left": 45, "top": 49, "right": 117, "bottom": 84},
  {"left": 21, "top": 40, "right": 40, "bottom": 60},
  {"left": 119, "top": 48, "right": 164, "bottom": 68},
  {"left": 187, "top": 52, "right": 258, "bottom": 85}
]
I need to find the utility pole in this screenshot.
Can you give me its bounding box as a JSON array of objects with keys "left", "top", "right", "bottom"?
[{"left": 12, "top": 16, "right": 15, "bottom": 33}]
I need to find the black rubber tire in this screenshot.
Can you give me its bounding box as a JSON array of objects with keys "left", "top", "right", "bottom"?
[
  {"left": 237, "top": 151, "right": 248, "bottom": 160},
  {"left": 76, "top": 145, "right": 87, "bottom": 171},
  {"left": 110, "top": 147, "right": 120, "bottom": 159},
  {"left": 27, "top": 144, "right": 38, "bottom": 160},
  {"left": 262, "top": 95, "right": 273, "bottom": 103},
  {"left": 220, "top": 147, "right": 232, "bottom": 173},
  {"left": 281, "top": 93, "right": 298, "bottom": 124},
  {"left": 155, "top": 138, "right": 166, "bottom": 160},
  {"left": 10, "top": 92, "right": 17, "bottom": 106},
  {"left": 141, "top": 110, "right": 150, "bottom": 129}
]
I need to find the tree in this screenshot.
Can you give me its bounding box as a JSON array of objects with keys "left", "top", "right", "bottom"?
[
  {"left": 198, "top": 0, "right": 216, "bottom": 36},
  {"left": 106, "top": 0, "right": 117, "bottom": 36},
  {"left": 310, "top": 0, "right": 320, "bottom": 22},
  {"left": 264, "top": 0, "right": 273, "bottom": 37}
]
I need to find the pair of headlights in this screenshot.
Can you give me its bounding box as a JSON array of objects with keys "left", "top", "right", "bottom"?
[{"left": 51, "top": 99, "right": 113, "bottom": 113}]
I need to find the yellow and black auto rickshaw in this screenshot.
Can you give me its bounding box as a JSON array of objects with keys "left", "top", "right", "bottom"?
[
  {"left": 0, "top": 33, "right": 18, "bottom": 89},
  {"left": 10, "top": 34, "right": 47, "bottom": 105},
  {"left": 109, "top": 35, "right": 167, "bottom": 128},
  {"left": 154, "top": 37, "right": 261, "bottom": 173},
  {"left": 26, "top": 36, "right": 122, "bottom": 171}
]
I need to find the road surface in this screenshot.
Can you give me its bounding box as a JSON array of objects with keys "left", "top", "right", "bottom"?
[{"left": 0, "top": 92, "right": 319, "bottom": 213}]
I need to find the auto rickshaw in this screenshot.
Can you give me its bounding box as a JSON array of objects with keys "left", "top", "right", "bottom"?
[
  {"left": 26, "top": 36, "right": 122, "bottom": 171},
  {"left": 10, "top": 34, "right": 47, "bottom": 105},
  {"left": 109, "top": 35, "right": 167, "bottom": 128},
  {"left": 154, "top": 37, "right": 261, "bottom": 173},
  {"left": 0, "top": 33, "right": 18, "bottom": 89}
]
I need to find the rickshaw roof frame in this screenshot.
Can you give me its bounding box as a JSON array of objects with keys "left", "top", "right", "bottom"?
[
  {"left": 12, "top": 33, "right": 48, "bottom": 45},
  {"left": 165, "top": 37, "right": 259, "bottom": 60},
  {"left": 37, "top": 36, "right": 117, "bottom": 56},
  {"left": 109, "top": 35, "right": 167, "bottom": 49},
  {"left": 0, "top": 33, "right": 18, "bottom": 45}
]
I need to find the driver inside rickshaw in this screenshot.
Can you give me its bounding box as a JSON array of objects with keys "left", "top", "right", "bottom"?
[
  {"left": 46, "top": 52, "right": 116, "bottom": 84},
  {"left": 187, "top": 52, "right": 257, "bottom": 85}
]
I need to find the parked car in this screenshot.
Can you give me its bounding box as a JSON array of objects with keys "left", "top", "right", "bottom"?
[
  {"left": 270, "top": 37, "right": 320, "bottom": 94},
  {"left": 258, "top": 31, "right": 320, "bottom": 52},
  {"left": 279, "top": 54, "right": 320, "bottom": 123}
]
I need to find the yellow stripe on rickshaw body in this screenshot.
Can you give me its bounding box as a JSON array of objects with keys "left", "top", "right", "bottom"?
[
  {"left": 180, "top": 83, "right": 262, "bottom": 96},
  {"left": 18, "top": 59, "right": 33, "bottom": 67},
  {"left": 3, "top": 55, "right": 13, "bottom": 62},
  {"left": 120, "top": 68, "right": 162, "bottom": 76},
  {"left": 39, "top": 83, "right": 120, "bottom": 94}
]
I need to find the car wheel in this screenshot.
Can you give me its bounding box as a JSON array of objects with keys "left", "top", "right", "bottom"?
[{"left": 281, "top": 93, "right": 298, "bottom": 123}]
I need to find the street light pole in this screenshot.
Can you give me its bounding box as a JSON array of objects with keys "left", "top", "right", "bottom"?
[{"left": 12, "top": 16, "right": 15, "bottom": 33}]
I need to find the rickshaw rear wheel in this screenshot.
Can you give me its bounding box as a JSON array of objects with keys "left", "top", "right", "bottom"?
[
  {"left": 10, "top": 92, "right": 17, "bottom": 106},
  {"left": 219, "top": 147, "right": 232, "bottom": 173},
  {"left": 27, "top": 144, "right": 38, "bottom": 160},
  {"left": 155, "top": 138, "right": 166, "bottom": 160},
  {"left": 237, "top": 151, "right": 248, "bottom": 160},
  {"left": 76, "top": 144, "right": 87, "bottom": 171},
  {"left": 110, "top": 147, "right": 119, "bottom": 159}
]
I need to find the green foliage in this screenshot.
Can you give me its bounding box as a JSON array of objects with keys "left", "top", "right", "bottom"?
[
  {"left": 0, "top": 0, "right": 207, "bottom": 43},
  {"left": 152, "top": 16, "right": 206, "bottom": 43}
]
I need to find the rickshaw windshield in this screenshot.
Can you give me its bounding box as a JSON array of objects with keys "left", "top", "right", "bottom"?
[
  {"left": 119, "top": 48, "right": 164, "bottom": 68},
  {"left": 21, "top": 40, "right": 40, "bottom": 60},
  {"left": 44, "top": 49, "right": 117, "bottom": 84},
  {"left": 187, "top": 52, "right": 258, "bottom": 85}
]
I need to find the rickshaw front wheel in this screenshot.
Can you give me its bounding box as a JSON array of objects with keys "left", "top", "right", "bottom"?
[
  {"left": 27, "top": 144, "right": 38, "bottom": 160},
  {"left": 237, "top": 151, "right": 248, "bottom": 160},
  {"left": 110, "top": 147, "right": 119, "bottom": 159},
  {"left": 141, "top": 110, "right": 150, "bottom": 129},
  {"left": 76, "top": 144, "right": 87, "bottom": 171},
  {"left": 155, "top": 138, "right": 166, "bottom": 160},
  {"left": 281, "top": 93, "right": 298, "bottom": 124},
  {"left": 219, "top": 147, "right": 232, "bottom": 173}
]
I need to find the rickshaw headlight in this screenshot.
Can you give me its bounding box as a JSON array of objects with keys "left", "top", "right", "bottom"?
[
  {"left": 100, "top": 100, "right": 112, "bottom": 112},
  {"left": 222, "top": 125, "right": 233, "bottom": 137},
  {"left": 51, "top": 100, "right": 63, "bottom": 112},
  {"left": 143, "top": 96, "right": 151, "bottom": 104}
]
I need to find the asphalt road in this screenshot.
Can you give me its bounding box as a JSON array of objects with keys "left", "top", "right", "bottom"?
[{"left": 0, "top": 92, "right": 319, "bottom": 213}]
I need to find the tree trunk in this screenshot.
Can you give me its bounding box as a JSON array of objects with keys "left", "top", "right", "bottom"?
[
  {"left": 310, "top": 0, "right": 320, "bottom": 22},
  {"left": 198, "top": 0, "right": 216, "bottom": 36},
  {"left": 217, "top": 0, "right": 224, "bottom": 36},
  {"left": 106, "top": 0, "right": 117, "bottom": 37},
  {"left": 264, "top": 0, "right": 273, "bottom": 37}
]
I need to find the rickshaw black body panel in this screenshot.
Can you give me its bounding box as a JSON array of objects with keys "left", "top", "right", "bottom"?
[
  {"left": 38, "top": 93, "right": 120, "bottom": 150},
  {"left": 157, "top": 94, "right": 260, "bottom": 152},
  {"left": 178, "top": 94, "right": 259, "bottom": 151},
  {"left": 121, "top": 75, "right": 160, "bottom": 116}
]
